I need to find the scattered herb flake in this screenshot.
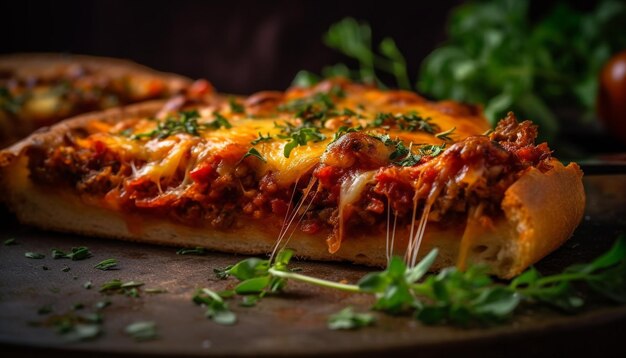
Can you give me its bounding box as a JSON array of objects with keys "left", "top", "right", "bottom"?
[
  {"left": 176, "top": 247, "right": 207, "bottom": 255},
  {"left": 125, "top": 321, "right": 158, "bottom": 341},
  {"left": 241, "top": 147, "right": 266, "bottom": 162},
  {"left": 251, "top": 132, "right": 273, "bottom": 145},
  {"left": 25, "top": 252, "right": 45, "bottom": 259},
  {"left": 144, "top": 288, "right": 168, "bottom": 294},
  {"left": 328, "top": 307, "right": 375, "bottom": 330},
  {"left": 192, "top": 288, "right": 237, "bottom": 325},
  {"left": 435, "top": 127, "right": 456, "bottom": 141},
  {"left": 229, "top": 97, "right": 245, "bottom": 114},
  {"left": 84, "top": 281, "right": 93, "bottom": 290},
  {"left": 94, "top": 258, "right": 118, "bottom": 271},
  {"left": 3, "top": 238, "right": 16, "bottom": 246}
]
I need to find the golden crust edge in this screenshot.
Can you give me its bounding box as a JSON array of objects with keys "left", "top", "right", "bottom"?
[{"left": 501, "top": 159, "right": 585, "bottom": 278}]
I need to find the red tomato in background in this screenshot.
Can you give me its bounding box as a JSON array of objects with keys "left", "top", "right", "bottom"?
[{"left": 598, "top": 50, "right": 626, "bottom": 145}]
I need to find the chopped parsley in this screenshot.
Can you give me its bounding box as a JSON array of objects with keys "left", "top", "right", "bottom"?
[
  {"left": 0, "top": 87, "right": 23, "bottom": 114},
  {"left": 435, "top": 127, "right": 456, "bottom": 141},
  {"left": 193, "top": 288, "right": 237, "bottom": 325},
  {"left": 52, "top": 247, "right": 93, "bottom": 261},
  {"left": 176, "top": 247, "right": 208, "bottom": 255},
  {"left": 228, "top": 97, "right": 245, "bottom": 114},
  {"left": 279, "top": 127, "right": 326, "bottom": 158},
  {"left": 94, "top": 258, "right": 118, "bottom": 271},
  {"left": 25, "top": 252, "right": 45, "bottom": 259},
  {"left": 372, "top": 112, "right": 437, "bottom": 133},
  {"left": 100, "top": 279, "right": 144, "bottom": 297},
  {"left": 206, "top": 111, "right": 233, "bottom": 130},
  {"left": 278, "top": 86, "right": 345, "bottom": 124},
  {"left": 3, "top": 238, "right": 17, "bottom": 246},
  {"left": 125, "top": 321, "right": 158, "bottom": 341},
  {"left": 331, "top": 125, "right": 363, "bottom": 143},
  {"left": 328, "top": 307, "right": 375, "bottom": 330},
  {"left": 242, "top": 148, "right": 266, "bottom": 162},
  {"left": 371, "top": 134, "right": 446, "bottom": 167},
  {"left": 251, "top": 132, "right": 273, "bottom": 145},
  {"left": 131, "top": 110, "right": 231, "bottom": 140}
]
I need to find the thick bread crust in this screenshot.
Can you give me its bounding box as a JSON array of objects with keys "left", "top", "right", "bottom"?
[
  {"left": 502, "top": 160, "right": 585, "bottom": 277},
  {"left": 1, "top": 124, "right": 585, "bottom": 278},
  {"left": 0, "top": 53, "right": 191, "bottom": 93}
]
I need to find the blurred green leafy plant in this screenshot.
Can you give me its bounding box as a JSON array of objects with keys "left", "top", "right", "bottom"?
[{"left": 297, "top": 0, "right": 626, "bottom": 140}]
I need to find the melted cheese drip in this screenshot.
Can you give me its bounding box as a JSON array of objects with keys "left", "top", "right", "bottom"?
[{"left": 329, "top": 170, "right": 377, "bottom": 253}]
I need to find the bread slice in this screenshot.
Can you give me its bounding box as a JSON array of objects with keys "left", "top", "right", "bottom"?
[{"left": 0, "top": 53, "right": 191, "bottom": 146}]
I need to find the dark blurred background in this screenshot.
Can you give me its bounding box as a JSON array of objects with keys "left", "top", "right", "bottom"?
[
  {"left": 2, "top": 0, "right": 624, "bottom": 158},
  {"left": 0, "top": 0, "right": 594, "bottom": 94}
]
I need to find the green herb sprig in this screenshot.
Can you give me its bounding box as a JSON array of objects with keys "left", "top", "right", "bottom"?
[
  {"left": 131, "top": 110, "right": 231, "bottom": 140},
  {"left": 372, "top": 112, "right": 437, "bottom": 134},
  {"left": 210, "top": 236, "right": 626, "bottom": 328},
  {"left": 94, "top": 258, "right": 118, "bottom": 270},
  {"left": 52, "top": 247, "right": 93, "bottom": 261}
]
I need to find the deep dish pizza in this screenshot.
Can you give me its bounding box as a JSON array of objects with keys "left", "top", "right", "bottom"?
[
  {"left": 0, "top": 79, "right": 585, "bottom": 278},
  {"left": 0, "top": 53, "right": 192, "bottom": 147}
]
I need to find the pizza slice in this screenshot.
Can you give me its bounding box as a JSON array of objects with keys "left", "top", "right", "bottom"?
[
  {"left": 0, "top": 79, "right": 585, "bottom": 278},
  {"left": 0, "top": 53, "right": 193, "bottom": 147}
]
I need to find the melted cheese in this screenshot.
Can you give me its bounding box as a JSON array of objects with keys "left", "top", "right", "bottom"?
[
  {"left": 91, "top": 83, "right": 488, "bottom": 190},
  {"left": 330, "top": 170, "right": 377, "bottom": 253}
]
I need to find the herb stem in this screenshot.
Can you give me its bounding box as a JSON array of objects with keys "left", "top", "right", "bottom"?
[{"left": 268, "top": 268, "right": 362, "bottom": 293}]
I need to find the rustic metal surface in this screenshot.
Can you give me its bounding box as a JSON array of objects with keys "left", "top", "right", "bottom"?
[{"left": 0, "top": 175, "right": 625, "bottom": 357}]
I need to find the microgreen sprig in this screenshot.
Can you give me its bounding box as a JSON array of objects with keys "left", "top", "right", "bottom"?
[{"left": 210, "top": 236, "right": 626, "bottom": 328}]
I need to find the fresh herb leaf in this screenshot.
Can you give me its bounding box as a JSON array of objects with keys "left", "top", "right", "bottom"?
[
  {"left": 291, "top": 70, "right": 321, "bottom": 88},
  {"left": 132, "top": 110, "right": 203, "bottom": 139},
  {"left": 331, "top": 125, "right": 362, "bottom": 143},
  {"left": 278, "top": 87, "right": 344, "bottom": 124},
  {"left": 242, "top": 148, "right": 266, "bottom": 163},
  {"left": 323, "top": 18, "right": 410, "bottom": 88},
  {"left": 25, "top": 252, "right": 45, "bottom": 259},
  {"left": 3, "top": 238, "right": 17, "bottom": 246},
  {"left": 240, "top": 295, "right": 261, "bottom": 307},
  {"left": 372, "top": 112, "right": 437, "bottom": 133},
  {"left": 84, "top": 281, "right": 93, "bottom": 289},
  {"left": 251, "top": 132, "right": 273, "bottom": 145},
  {"left": 279, "top": 127, "right": 326, "bottom": 158},
  {"left": 229, "top": 97, "right": 245, "bottom": 114},
  {"left": 61, "top": 266, "right": 71, "bottom": 272},
  {"left": 192, "top": 288, "right": 237, "bottom": 325},
  {"left": 52, "top": 247, "right": 92, "bottom": 261},
  {"left": 95, "top": 300, "right": 111, "bottom": 310},
  {"left": 100, "top": 279, "right": 144, "bottom": 296},
  {"left": 207, "top": 112, "right": 233, "bottom": 130},
  {"left": 176, "top": 247, "right": 207, "bottom": 255},
  {"left": 94, "top": 258, "right": 118, "bottom": 270},
  {"left": 328, "top": 307, "right": 375, "bottom": 330},
  {"left": 435, "top": 127, "right": 456, "bottom": 141},
  {"left": 125, "top": 321, "right": 158, "bottom": 341},
  {"left": 0, "top": 87, "right": 24, "bottom": 114}
]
